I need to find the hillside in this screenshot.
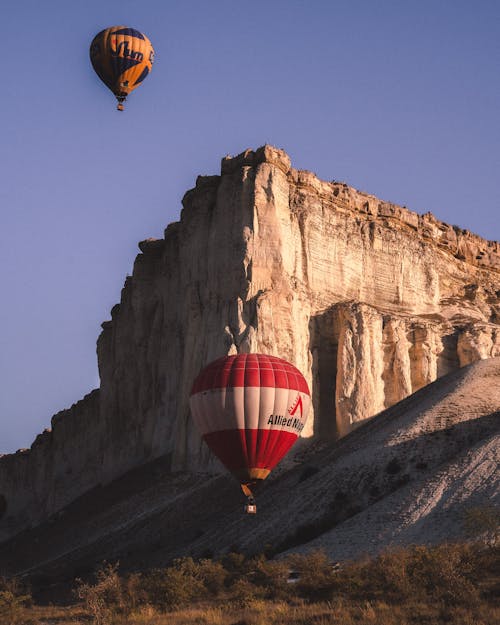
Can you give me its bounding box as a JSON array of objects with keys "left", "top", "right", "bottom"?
[{"left": 1, "top": 358, "right": 498, "bottom": 587}]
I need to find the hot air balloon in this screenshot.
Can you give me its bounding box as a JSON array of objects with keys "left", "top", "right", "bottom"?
[
  {"left": 89, "top": 26, "right": 154, "bottom": 111},
  {"left": 189, "top": 353, "right": 311, "bottom": 513}
]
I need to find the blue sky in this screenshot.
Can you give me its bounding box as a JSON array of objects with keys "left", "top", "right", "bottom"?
[{"left": 1, "top": 0, "right": 499, "bottom": 453}]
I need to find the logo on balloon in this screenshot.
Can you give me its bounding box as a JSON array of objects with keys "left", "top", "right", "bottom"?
[
  {"left": 289, "top": 394, "right": 304, "bottom": 419},
  {"left": 266, "top": 413, "right": 305, "bottom": 432},
  {"left": 110, "top": 39, "right": 144, "bottom": 62}
]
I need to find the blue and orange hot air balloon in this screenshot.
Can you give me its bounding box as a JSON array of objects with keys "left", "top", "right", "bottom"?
[
  {"left": 189, "top": 354, "right": 311, "bottom": 513},
  {"left": 90, "top": 26, "right": 154, "bottom": 110}
]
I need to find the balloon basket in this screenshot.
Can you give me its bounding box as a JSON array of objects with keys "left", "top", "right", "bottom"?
[{"left": 244, "top": 503, "right": 257, "bottom": 514}]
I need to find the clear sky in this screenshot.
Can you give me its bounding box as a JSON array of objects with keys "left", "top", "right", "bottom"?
[{"left": 1, "top": 0, "right": 499, "bottom": 454}]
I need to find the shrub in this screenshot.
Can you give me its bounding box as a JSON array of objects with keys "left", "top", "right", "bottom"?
[
  {"left": 195, "top": 558, "right": 227, "bottom": 596},
  {"left": 407, "top": 543, "right": 479, "bottom": 606},
  {"left": 330, "top": 543, "right": 480, "bottom": 606},
  {"left": 221, "top": 552, "right": 246, "bottom": 577},
  {"left": 363, "top": 550, "right": 413, "bottom": 601},
  {"left": 0, "top": 577, "right": 32, "bottom": 624},
  {"left": 228, "top": 577, "right": 265, "bottom": 607},
  {"left": 124, "top": 572, "right": 147, "bottom": 613},
  {"left": 287, "top": 550, "right": 337, "bottom": 601},
  {"left": 242, "top": 555, "right": 290, "bottom": 601},
  {"left": 74, "top": 562, "right": 125, "bottom": 625},
  {"left": 141, "top": 557, "right": 206, "bottom": 609}
]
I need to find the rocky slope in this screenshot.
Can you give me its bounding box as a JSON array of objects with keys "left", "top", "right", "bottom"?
[
  {"left": 0, "top": 145, "right": 499, "bottom": 543},
  {"left": 1, "top": 358, "right": 498, "bottom": 583}
]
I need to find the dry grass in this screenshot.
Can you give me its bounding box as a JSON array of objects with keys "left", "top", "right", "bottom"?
[{"left": 12, "top": 599, "right": 500, "bottom": 625}]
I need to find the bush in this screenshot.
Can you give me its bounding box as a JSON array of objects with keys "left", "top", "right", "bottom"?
[
  {"left": 359, "top": 550, "right": 412, "bottom": 601},
  {"left": 195, "top": 558, "right": 227, "bottom": 596},
  {"left": 326, "top": 543, "right": 481, "bottom": 607},
  {"left": 141, "top": 557, "right": 208, "bottom": 609},
  {"left": 124, "top": 572, "right": 147, "bottom": 614},
  {"left": 288, "top": 550, "right": 337, "bottom": 601},
  {"left": 245, "top": 555, "right": 290, "bottom": 600},
  {"left": 0, "top": 577, "right": 32, "bottom": 624},
  {"left": 75, "top": 562, "right": 125, "bottom": 625},
  {"left": 406, "top": 543, "right": 479, "bottom": 605},
  {"left": 229, "top": 577, "right": 265, "bottom": 607}
]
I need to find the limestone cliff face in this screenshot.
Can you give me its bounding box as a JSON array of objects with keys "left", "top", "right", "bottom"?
[
  {"left": 1, "top": 145, "right": 499, "bottom": 542},
  {"left": 0, "top": 391, "right": 101, "bottom": 540}
]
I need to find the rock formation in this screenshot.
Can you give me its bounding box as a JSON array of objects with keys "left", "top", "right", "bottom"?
[{"left": 1, "top": 145, "right": 499, "bottom": 543}]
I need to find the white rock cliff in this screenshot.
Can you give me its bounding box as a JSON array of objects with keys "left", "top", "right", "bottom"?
[{"left": 0, "top": 145, "right": 499, "bottom": 542}]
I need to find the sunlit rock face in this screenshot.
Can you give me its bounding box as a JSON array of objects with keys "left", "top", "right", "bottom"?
[{"left": 1, "top": 145, "right": 499, "bottom": 542}]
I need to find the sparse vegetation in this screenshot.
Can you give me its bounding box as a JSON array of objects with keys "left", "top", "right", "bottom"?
[
  {"left": 7, "top": 541, "right": 500, "bottom": 624},
  {"left": 0, "top": 576, "right": 32, "bottom": 624}
]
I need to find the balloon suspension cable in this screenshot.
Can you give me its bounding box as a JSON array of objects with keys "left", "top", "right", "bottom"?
[
  {"left": 241, "top": 483, "right": 254, "bottom": 498},
  {"left": 116, "top": 94, "right": 127, "bottom": 111}
]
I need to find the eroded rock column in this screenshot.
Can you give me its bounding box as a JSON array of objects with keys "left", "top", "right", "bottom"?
[{"left": 335, "top": 303, "right": 385, "bottom": 436}]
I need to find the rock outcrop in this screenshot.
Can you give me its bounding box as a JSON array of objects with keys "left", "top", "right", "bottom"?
[{"left": 1, "top": 145, "right": 499, "bottom": 543}]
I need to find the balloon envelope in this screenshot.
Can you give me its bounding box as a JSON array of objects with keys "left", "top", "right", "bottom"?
[
  {"left": 189, "top": 354, "right": 311, "bottom": 485},
  {"left": 90, "top": 26, "right": 154, "bottom": 108}
]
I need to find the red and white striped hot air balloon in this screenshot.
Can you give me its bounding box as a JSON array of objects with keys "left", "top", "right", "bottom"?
[{"left": 189, "top": 353, "right": 311, "bottom": 512}]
